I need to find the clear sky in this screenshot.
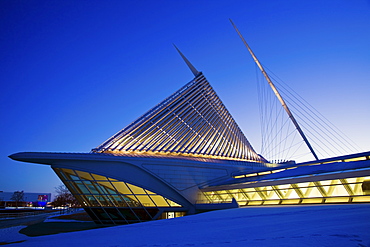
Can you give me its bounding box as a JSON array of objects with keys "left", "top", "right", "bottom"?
[{"left": 1, "top": 0, "right": 370, "bottom": 196}]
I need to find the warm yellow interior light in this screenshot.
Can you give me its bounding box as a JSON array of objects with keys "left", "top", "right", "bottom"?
[
  {"left": 302, "top": 198, "right": 323, "bottom": 204},
  {"left": 325, "top": 197, "right": 350, "bottom": 203},
  {"left": 353, "top": 196, "right": 370, "bottom": 202},
  {"left": 247, "top": 201, "right": 263, "bottom": 205},
  {"left": 281, "top": 199, "right": 301, "bottom": 204},
  {"left": 258, "top": 171, "right": 271, "bottom": 175},
  {"left": 271, "top": 169, "right": 285, "bottom": 173},
  {"left": 245, "top": 173, "right": 258, "bottom": 177},
  {"left": 200, "top": 176, "right": 370, "bottom": 206},
  {"left": 344, "top": 156, "right": 367, "bottom": 162}
]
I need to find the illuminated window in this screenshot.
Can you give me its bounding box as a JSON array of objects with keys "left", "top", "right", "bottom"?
[
  {"left": 53, "top": 168, "right": 183, "bottom": 224},
  {"left": 201, "top": 176, "right": 370, "bottom": 206}
]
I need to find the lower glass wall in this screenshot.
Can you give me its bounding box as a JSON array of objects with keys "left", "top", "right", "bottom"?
[
  {"left": 159, "top": 211, "right": 187, "bottom": 219},
  {"left": 53, "top": 168, "right": 184, "bottom": 224},
  {"left": 200, "top": 176, "right": 370, "bottom": 206}
]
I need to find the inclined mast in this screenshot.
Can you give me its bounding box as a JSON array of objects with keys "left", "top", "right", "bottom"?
[{"left": 230, "top": 19, "right": 319, "bottom": 161}]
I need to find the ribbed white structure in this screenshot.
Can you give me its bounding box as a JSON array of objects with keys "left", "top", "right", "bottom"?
[{"left": 93, "top": 73, "right": 263, "bottom": 162}]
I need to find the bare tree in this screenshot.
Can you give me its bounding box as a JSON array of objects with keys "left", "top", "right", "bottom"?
[
  {"left": 52, "top": 184, "right": 79, "bottom": 207},
  {"left": 11, "top": 191, "right": 24, "bottom": 209}
]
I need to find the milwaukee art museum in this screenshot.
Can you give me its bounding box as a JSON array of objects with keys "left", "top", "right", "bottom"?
[{"left": 10, "top": 43, "right": 370, "bottom": 224}]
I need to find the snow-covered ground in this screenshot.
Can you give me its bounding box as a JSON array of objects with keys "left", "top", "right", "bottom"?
[
  {"left": 0, "top": 225, "right": 30, "bottom": 243},
  {"left": 2, "top": 204, "right": 370, "bottom": 247}
]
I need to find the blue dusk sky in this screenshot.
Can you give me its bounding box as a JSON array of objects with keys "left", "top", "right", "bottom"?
[{"left": 1, "top": 0, "right": 369, "bottom": 196}]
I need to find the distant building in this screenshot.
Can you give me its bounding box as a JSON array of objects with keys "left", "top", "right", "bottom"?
[
  {"left": 9, "top": 50, "right": 370, "bottom": 224},
  {"left": 0, "top": 191, "right": 51, "bottom": 208}
]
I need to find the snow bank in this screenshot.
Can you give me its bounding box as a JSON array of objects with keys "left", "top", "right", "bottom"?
[
  {"left": 9, "top": 204, "right": 370, "bottom": 246},
  {"left": 0, "top": 225, "right": 30, "bottom": 243}
]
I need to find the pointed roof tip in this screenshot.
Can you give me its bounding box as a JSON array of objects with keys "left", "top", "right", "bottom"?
[
  {"left": 229, "top": 19, "right": 238, "bottom": 30},
  {"left": 173, "top": 44, "right": 200, "bottom": 77},
  {"left": 229, "top": 18, "right": 239, "bottom": 32}
]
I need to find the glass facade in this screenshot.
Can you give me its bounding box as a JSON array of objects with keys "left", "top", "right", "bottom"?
[
  {"left": 200, "top": 176, "right": 370, "bottom": 205},
  {"left": 54, "top": 168, "right": 184, "bottom": 224}
]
